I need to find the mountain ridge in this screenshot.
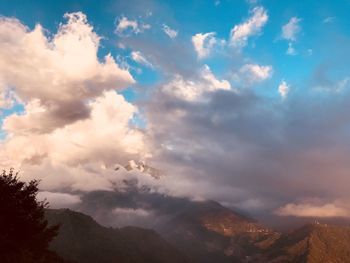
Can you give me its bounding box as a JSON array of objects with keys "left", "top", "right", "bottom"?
[
  {"left": 45, "top": 202, "right": 350, "bottom": 263},
  {"left": 267, "top": 222, "right": 350, "bottom": 263}
]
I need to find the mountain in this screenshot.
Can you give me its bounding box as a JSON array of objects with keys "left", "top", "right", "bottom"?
[
  {"left": 267, "top": 222, "right": 350, "bottom": 263},
  {"left": 157, "top": 200, "right": 280, "bottom": 263},
  {"left": 160, "top": 200, "right": 350, "bottom": 263},
  {"left": 45, "top": 203, "right": 350, "bottom": 263},
  {"left": 45, "top": 209, "right": 189, "bottom": 263}
]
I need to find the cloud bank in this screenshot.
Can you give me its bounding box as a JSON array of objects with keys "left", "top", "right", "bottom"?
[
  {"left": 1, "top": 7, "right": 350, "bottom": 225},
  {"left": 0, "top": 13, "right": 147, "bottom": 194}
]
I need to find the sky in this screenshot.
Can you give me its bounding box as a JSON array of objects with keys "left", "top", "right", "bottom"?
[{"left": 1, "top": 0, "right": 350, "bottom": 224}]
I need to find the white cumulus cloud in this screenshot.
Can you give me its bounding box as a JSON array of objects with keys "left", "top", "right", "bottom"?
[
  {"left": 0, "top": 13, "right": 147, "bottom": 193},
  {"left": 192, "top": 32, "right": 221, "bottom": 59},
  {"left": 230, "top": 6, "right": 268, "bottom": 48},
  {"left": 239, "top": 63, "right": 273, "bottom": 83},
  {"left": 0, "top": 12, "right": 134, "bottom": 133}
]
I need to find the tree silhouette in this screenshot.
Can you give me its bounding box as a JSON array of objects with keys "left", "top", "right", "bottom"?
[{"left": 0, "top": 169, "right": 60, "bottom": 262}]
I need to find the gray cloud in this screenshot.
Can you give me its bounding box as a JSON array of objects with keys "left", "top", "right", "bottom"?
[{"left": 141, "top": 67, "right": 350, "bottom": 222}]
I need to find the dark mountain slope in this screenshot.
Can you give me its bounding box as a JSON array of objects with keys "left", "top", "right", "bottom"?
[{"left": 45, "top": 209, "right": 189, "bottom": 263}]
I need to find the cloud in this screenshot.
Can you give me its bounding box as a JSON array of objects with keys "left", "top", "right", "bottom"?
[
  {"left": 76, "top": 189, "right": 202, "bottom": 228},
  {"left": 239, "top": 63, "right": 273, "bottom": 83},
  {"left": 230, "top": 6, "right": 268, "bottom": 48},
  {"left": 281, "top": 17, "right": 301, "bottom": 41},
  {"left": 286, "top": 42, "right": 297, "bottom": 56},
  {"left": 2, "top": 7, "right": 350, "bottom": 229},
  {"left": 2, "top": 90, "right": 146, "bottom": 181},
  {"left": 162, "top": 24, "right": 178, "bottom": 39},
  {"left": 275, "top": 202, "right": 350, "bottom": 218},
  {"left": 0, "top": 12, "right": 134, "bottom": 133},
  {"left": 314, "top": 77, "right": 350, "bottom": 93},
  {"left": 112, "top": 207, "right": 152, "bottom": 217},
  {"left": 162, "top": 65, "right": 231, "bottom": 101},
  {"left": 142, "top": 44, "right": 350, "bottom": 221},
  {"left": 131, "top": 51, "right": 153, "bottom": 68},
  {"left": 37, "top": 191, "right": 81, "bottom": 208},
  {"left": 117, "top": 23, "right": 200, "bottom": 79},
  {"left": 0, "top": 88, "right": 18, "bottom": 109},
  {"left": 278, "top": 80, "right": 289, "bottom": 99},
  {"left": 192, "top": 32, "right": 221, "bottom": 59},
  {"left": 0, "top": 13, "right": 147, "bottom": 194},
  {"left": 115, "top": 16, "right": 150, "bottom": 36},
  {"left": 281, "top": 17, "right": 301, "bottom": 55}
]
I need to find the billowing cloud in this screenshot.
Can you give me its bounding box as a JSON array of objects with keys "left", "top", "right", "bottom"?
[
  {"left": 0, "top": 13, "right": 147, "bottom": 194},
  {"left": 1, "top": 90, "right": 147, "bottom": 189},
  {"left": 276, "top": 202, "right": 350, "bottom": 218},
  {"left": 162, "top": 24, "right": 178, "bottom": 39},
  {"left": 230, "top": 6, "right": 268, "bottom": 48},
  {"left": 192, "top": 32, "right": 222, "bottom": 59},
  {"left": 0, "top": 12, "right": 134, "bottom": 133}
]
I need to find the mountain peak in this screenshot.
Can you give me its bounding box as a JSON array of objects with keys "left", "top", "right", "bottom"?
[{"left": 123, "top": 160, "right": 163, "bottom": 179}]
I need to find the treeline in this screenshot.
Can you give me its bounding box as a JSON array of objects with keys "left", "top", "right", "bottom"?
[{"left": 0, "top": 169, "right": 71, "bottom": 263}]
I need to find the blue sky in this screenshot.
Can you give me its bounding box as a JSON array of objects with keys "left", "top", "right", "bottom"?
[
  {"left": 1, "top": 0, "right": 349, "bottom": 104},
  {"left": 1, "top": 0, "right": 350, "bottom": 219}
]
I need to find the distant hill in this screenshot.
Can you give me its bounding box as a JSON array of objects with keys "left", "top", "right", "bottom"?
[
  {"left": 157, "top": 200, "right": 280, "bottom": 263},
  {"left": 45, "top": 209, "right": 189, "bottom": 263},
  {"left": 268, "top": 223, "right": 350, "bottom": 263}
]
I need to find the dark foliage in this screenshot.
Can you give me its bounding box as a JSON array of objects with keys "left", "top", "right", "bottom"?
[{"left": 0, "top": 169, "right": 60, "bottom": 262}]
